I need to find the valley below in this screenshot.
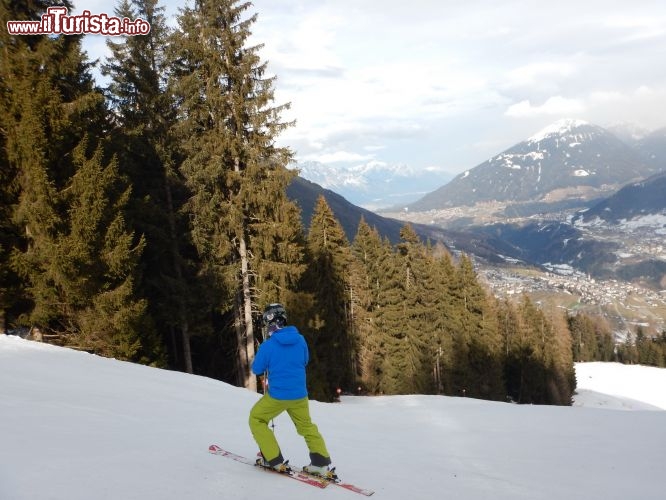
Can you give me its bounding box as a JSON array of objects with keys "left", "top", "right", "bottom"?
[{"left": 387, "top": 205, "right": 666, "bottom": 338}]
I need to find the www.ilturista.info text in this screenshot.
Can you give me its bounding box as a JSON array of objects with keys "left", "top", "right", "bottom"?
[{"left": 6, "top": 7, "right": 150, "bottom": 36}]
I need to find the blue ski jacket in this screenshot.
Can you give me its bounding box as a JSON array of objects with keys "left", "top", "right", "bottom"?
[{"left": 251, "top": 325, "right": 309, "bottom": 400}]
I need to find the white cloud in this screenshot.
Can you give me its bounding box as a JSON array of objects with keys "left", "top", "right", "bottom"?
[
  {"left": 75, "top": 0, "right": 666, "bottom": 175},
  {"left": 505, "top": 96, "right": 586, "bottom": 117},
  {"left": 590, "top": 91, "right": 623, "bottom": 103},
  {"left": 423, "top": 165, "right": 450, "bottom": 172},
  {"left": 505, "top": 62, "right": 576, "bottom": 87},
  {"left": 300, "top": 151, "right": 375, "bottom": 164},
  {"left": 635, "top": 85, "right": 653, "bottom": 96}
]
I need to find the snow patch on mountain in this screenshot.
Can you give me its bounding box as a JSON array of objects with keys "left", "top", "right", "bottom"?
[
  {"left": 619, "top": 213, "right": 666, "bottom": 233},
  {"left": 528, "top": 118, "right": 591, "bottom": 143}
]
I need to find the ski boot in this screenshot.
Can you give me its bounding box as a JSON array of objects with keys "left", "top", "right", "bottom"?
[
  {"left": 302, "top": 464, "right": 339, "bottom": 482},
  {"left": 256, "top": 452, "right": 292, "bottom": 474}
]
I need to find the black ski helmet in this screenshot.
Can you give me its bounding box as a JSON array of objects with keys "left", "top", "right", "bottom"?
[{"left": 262, "top": 303, "right": 287, "bottom": 329}]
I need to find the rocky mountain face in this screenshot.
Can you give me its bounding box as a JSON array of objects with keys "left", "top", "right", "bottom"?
[{"left": 407, "top": 119, "right": 661, "bottom": 213}]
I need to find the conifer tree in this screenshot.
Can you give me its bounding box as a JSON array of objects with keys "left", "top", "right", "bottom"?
[
  {"left": 447, "top": 254, "right": 503, "bottom": 398},
  {"left": 0, "top": 115, "right": 21, "bottom": 332},
  {"left": 0, "top": 0, "right": 158, "bottom": 361},
  {"left": 567, "top": 313, "right": 613, "bottom": 362},
  {"left": 351, "top": 219, "right": 388, "bottom": 392},
  {"left": 503, "top": 297, "right": 536, "bottom": 403},
  {"left": 0, "top": 2, "right": 72, "bottom": 331},
  {"left": 634, "top": 326, "right": 664, "bottom": 366},
  {"left": 168, "top": 0, "right": 297, "bottom": 389},
  {"left": 471, "top": 294, "right": 505, "bottom": 400},
  {"left": 103, "top": 0, "right": 202, "bottom": 372},
  {"left": 503, "top": 296, "right": 574, "bottom": 405},
  {"left": 0, "top": 2, "right": 20, "bottom": 327},
  {"left": 543, "top": 305, "right": 575, "bottom": 404},
  {"left": 374, "top": 225, "right": 434, "bottom": 394},
  {"left": 56, "top": 142, "right": 159, "bottom": 361},
  {"left": 400, "top": 226, "right": 440, "bottom": 394},
  {"left": 616, "top": 333, "right": 639, "bottom": 364},
  {"left": 302, "top": 195, "right": 355, "bottom": 399},
  {"left": 430, "top": 250, "right": 458, "bottom": 395}
]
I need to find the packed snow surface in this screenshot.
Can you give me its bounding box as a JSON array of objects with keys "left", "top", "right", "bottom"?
[
  {"left": 574, "top": 361, "right": 666, "bottom": 410},
  {"left": 1, "top": 335, "right": 665, "bottom": 500}
]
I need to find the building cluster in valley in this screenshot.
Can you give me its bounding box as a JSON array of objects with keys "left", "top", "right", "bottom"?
[{"left": 479, "top": 265, "right": 666, "bottom": 337}]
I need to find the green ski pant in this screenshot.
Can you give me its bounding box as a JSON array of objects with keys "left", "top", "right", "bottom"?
[{"left": 249, "top": 394, "right": 330, "bottom": 466}]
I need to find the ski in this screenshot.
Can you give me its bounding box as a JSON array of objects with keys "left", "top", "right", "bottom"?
[
  {"left": 208, "top": 444, "right": 375, "bottom": 496},
  {"left": 300, "top": 469, "right": 375, "bottom": 496},
  {"left": 208, "top": 444, "right": 328, "bottom": 489}
]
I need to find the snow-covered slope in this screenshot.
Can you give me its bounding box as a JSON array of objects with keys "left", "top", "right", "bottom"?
[
  {"left": 1, "top": 335, "right": 665, "bottom": 500},
  {"left": 574, "top": 362, "right": 666, "bottom": 410}
]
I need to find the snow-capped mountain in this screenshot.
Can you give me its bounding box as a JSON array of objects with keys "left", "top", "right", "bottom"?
[
  {"left": 291, "top": 160, "right": 452, "bottom": 210},
  {"left": 408, "top": 119, "right": 660, "bottom": 211}
]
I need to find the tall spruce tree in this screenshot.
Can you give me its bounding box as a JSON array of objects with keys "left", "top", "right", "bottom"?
[
  {"left": 0, "top": 0, "right": 157, "bottom": 360},
  {"left": 0, "top": 1, "right": 68, "bottom": 333},
  {"left": 168, "top": 0, "right": 298, "bottom": 389},
  {"left": 543, "top": 305, "right": 575, "bottom": 404},
  {"left": 302, "top": 195, "right": 355, "bottom": 399},
  {"left": 398, "top": 225, "right": 439, "bottom": 394},
  {"left": 503, "top": 295, "right": 574, "bottom": 405},
  {"left": 103, "top": 0, "right": 201, "bottom": 372},
  {"left": 0, "top": 85, "right": 21, "bottom": 332},
  {"left": 374, "top": 225, "right": 434, "bottom": 394},
  {"left": 351, "top": 218, "right": 388, "bottom": 392},
  {"left": 568, "top": 312, "right": 613, "bottom": 362},
  {"left": 55, "top": 141, "right": 159, "bottom": 361},
  {"left": 430, "top": 250, "right": 458, "bottom": 395},
  {"left": 447, "top": 255, "right": 483, "bottom": 395}
]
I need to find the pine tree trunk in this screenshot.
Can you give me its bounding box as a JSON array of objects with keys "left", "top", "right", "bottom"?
[
  {"left": 180, "top": 317, "right": 193, "bottom": 374},
  {"left": 164, "top": 178, "right": 193, "bottom": 373},
  {"left": 239, "top": 233, "right": 257, "bottom": 391},
  {"left": 234, "top": 290, "right": 248, "bottom": 386}
]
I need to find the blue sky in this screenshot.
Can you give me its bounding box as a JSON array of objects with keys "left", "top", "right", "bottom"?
[{"left": 76, "top": 0, "right": 666, "bottom": 175}]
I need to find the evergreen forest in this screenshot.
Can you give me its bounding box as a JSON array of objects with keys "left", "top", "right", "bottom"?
[{"left": 3, "top": 0, "right": 658, "bottom": 406}]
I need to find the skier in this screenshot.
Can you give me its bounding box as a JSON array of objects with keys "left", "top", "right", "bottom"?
[{"left": 249, "top": 303, "right": 334, "bottom": 478}]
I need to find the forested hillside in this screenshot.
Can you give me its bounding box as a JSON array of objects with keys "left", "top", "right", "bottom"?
[{"left": 1, "top": 0, "right": 583, "bottom": 405}]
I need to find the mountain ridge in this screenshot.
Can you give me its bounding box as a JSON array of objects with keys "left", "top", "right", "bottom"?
[
  {"left": 575, "top": 171, "right": 666, "bottom": 224},
  {"left": 407, "top": 119, "right": 661, "bottom": 212},
  {"left": 286, "top": 176, "right": 447, "bottom": 244}
]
